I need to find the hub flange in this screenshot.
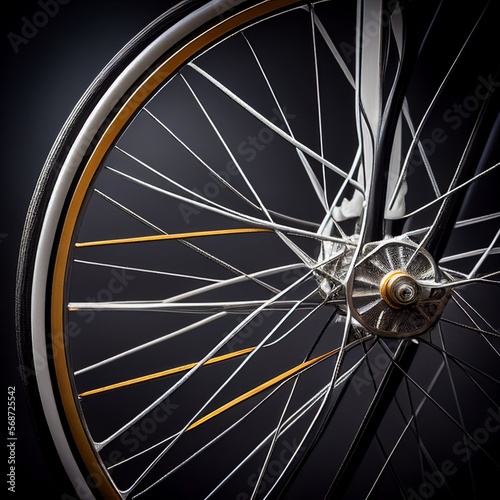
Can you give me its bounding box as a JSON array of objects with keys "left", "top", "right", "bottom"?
[{"left": 347, "top": 239, "right": 451, "bottom": 338}]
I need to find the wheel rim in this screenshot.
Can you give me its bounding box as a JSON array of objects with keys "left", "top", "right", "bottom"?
[{"left": 36, "top": 0, "right": 500, "bottom": 498}]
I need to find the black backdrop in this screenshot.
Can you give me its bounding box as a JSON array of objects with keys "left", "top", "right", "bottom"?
[
  {"left": 1, "top": 1, "right": 179, "bottom": 496},
  {"left": 2, "top": 1, "right": 499, "bottom": 498}
]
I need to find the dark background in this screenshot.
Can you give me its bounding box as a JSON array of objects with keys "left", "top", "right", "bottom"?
[
  {"left": 2, "top": 1, "right": 499, "bottom": 498},
  {"left": 1, "top": 1, "right": 179, "bottom": 496}
]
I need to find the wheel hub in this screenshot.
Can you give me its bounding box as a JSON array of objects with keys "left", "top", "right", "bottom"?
[{"left": 337, "top": 239, "right": 452, "bottom": 338}]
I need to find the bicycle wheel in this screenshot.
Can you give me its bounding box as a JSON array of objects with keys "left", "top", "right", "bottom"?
[{"left": 16, "top": 0, "right": 500, "bottom": 498}]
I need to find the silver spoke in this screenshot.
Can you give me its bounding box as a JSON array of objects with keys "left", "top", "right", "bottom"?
[
  {"left": 73, "top": 313, "right": 225, "bottom": 376},
  {"left": 242, "top": 32, "right": 329, "bottom": 213},
  {"left": 407, "top": 211, "right": 500, "bottom": 237},
  {"left": 401, "top": 161, "right": 500, "bottom": 219},
  {"left": 310, "top": 7, "right": 328, "bottom": 207},
  {"left": 98, "top": 268, "right": 314, "bottom": 469},
  {"left": 187, "top": 61, "right": 363, "bottom": 192},
  {"left": 141, "top": 107, "right": 261, "bottom": 209},
  {"left": 125, "top": 285, "right": 329, "bottom": 496},
  {"left": 453, "top": 289, "right": 500, "bottom": 334},
  {"left": 364, "top": 353, "right": 446, "bottom": 499},
  {"left": 161, "top": 262, "right": 304, "bottom": 303},
  {"left": 440, "top": 247, "right": 500, "bottom": 264},
  {"left": 203, "top": 384, "right": 331, "bottom": 500},
  {"left": 378, "top": 339, "right": 500, "bottom": 468},
  {"left": 94, "top": 189, "right": 280, "bottom": 294},
  {"left": 386, "top": 2, "right": 490, "bottom": 211},
  {"left": 105, "top": 165, "right": 350, "bottom": 244},
  {"left": 74, "top": 259, "right": 222, "bottom": 283},
  {"left": 179, "top": 73, "right": 274, "bottom": 223},
  {"left": 468, "top": 228, "right": 500, "bottom": 279},
  {"left": 69, "top": 298, "right": 318, "bottom": 314},
  {"left": 312, "top": 5, "right": 355, "bottom": 88}
]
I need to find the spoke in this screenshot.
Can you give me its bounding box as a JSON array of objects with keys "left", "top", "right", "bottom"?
[
  {"left": 453, "top": 212, "right": 500, "bottom": 228},
  {"left": 242, "top": 32, "right": 329, "bottom": 213},
  {"left": 326, "top": 339, "right": 417, "bottom": 498},
  {"left": 440, "top": 247, "right": 500, "bottom": 265},
  {"left": 402, "top": 99, "right": 441, "bottom": 198},
  {"left": 262, "top": 376, "right": 338, "bottom": 499},
  {"left": 170, "top": 289, "right": 324, "bottom": 433},
  {"left": 187, "top": 62, "right": 363, "bottom": 193},
  {"left": 69, "top": 299, "right": 319, "bottom": 314},
  {"left": 112, "top": 143, "right": 278, "bottom": 233},
  {"left": 94, "top": 189, "right": 280, "bottom": 294},
  {"left": 387, "top": 3, "right": 490, "bottom": 211},
  {"left": 310, "top": 7, "right": 328, "bottom": 208},
  {"left": 443, "top": 291, "right": 500, "bottom": 342},
  {"left": 114, "top": 144, "right": 264, "bottom": 222},
  {"left": 110, "top": 378, "right": 288, "bottom": 473},
  {"left": 421, "top": 337, "right": 500, "bottom": 405},
  {"left": 417, "top": 274, "right": 500, "bottom": 291},
  {"left": 333, "top": 336, "right": 377, "bottom": 389},
  {"left": 401, "top": 161, "right": 500, "bottom": 219},
  {"left": 206, "top": 388, "right": 329, "bottom": 500},
  {"left": 378, "top": 340, "right": 500, "bottom": 468},
  {"left": 364, "top": 355, "right": 447, "bottom": 499},
  {"left": 139, "top": 375, "right": 326, "bottom": 499},
  {"left": 79, "top": 346, "right": 255, "bottom": 397},
  {"left": 453, "top": 289, "right": 500, "bottom": 334},
  {"left": 130, "top": 302, "right": 339, "bottom": 492},
  {"left": 468, "top": 228, "right": 500, "bottom": 279},
  {"left": 312, "top": 5, "right": 355, "bottom": 87},
  {"left": 105, "top": 166, "right": 350, "bottom": 245},
  {"left": 442, "top": 312, "right": 500, "bottom": 341},
  {"left": 94, "top": 268, "right": 313, "bottom": 450},
  {"left": 74, "top": 259, "right": 221, "bottom": 283},
  {"left": 73, "top": 313, "right": 226, "bottom": 376},
  {"left": 121, "top": 283, "right": 325, "bottom": 494},
  {"left": 143, "top": 106, "right": 320, "bottom": 230},
  {"left": 248, "top": 305, "right": 337, "bottom": 499},
  {"left": 157, "top": 262, "right": 305, "bottom": 304},
  {"left": 141, "top": 107, "right": 259, "bottom": 207},
  {"left": 133, "top": 107, "right": 321, "bottom": 229},
  {"left": 180, "top": 74, "right": 275, "bottom": 223},
  {"left": 365, "top": 416, "right": 414, "bottom": 499},
  {"left": 436, "top": 323, "right": 477, "bottom": 494},
  {"left": 274, "top": 231, "right": 317, "bottom": 269},
  {"left": 75, "top": 227, "right": 273, "bottom": 248},
  {"left": 443, "top": 300, "right": 500, "bottom": 343},
  {"left": 407, "top": 141, "right": 499, "bottom": 265},
  {"left": 407, "top": 211, "right": 500, "bottom": 237},
  {"left": 187, "top": 347, "right": 339, "bottom": 432},
  {"left": 249, "top": 376, "right": 299, "bottom": 500}
]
